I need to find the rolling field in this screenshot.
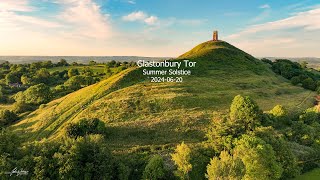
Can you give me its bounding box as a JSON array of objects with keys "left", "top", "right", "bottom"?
[{"left": 10, "top": 41, "right": 316, "bottom": 154}]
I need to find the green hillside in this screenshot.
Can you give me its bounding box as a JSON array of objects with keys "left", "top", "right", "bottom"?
[{"left": 11, "top": 40, "right": 315, "bottom": 150}]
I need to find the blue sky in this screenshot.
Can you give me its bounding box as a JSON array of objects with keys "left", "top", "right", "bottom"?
[{"left": 0, "top": 0, "right": 320, "bottom": 57}]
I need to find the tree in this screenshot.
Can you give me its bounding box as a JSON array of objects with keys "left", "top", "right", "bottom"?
[
  {"left": 89, "top": 60, "right": 97, "bottom": 66},
  {"left": 269, "top": 105, "right": 290, "bottom": 126},
  {"left": 300, "top": 61, "right": 308, "bottom": 69},
  {"left": 302, "top": 78, "right": 316, "bottom": 91},
  {"left": 15, "top": 83, "right": 51, "bottom": 105},
  {"left": 254, "top": 127, "right": 300, "bottom": 179},
  {"left": 68, "top": 68, "right": 80, "bottom": 78},
  {"left": 13, "top": 101, "right": 33, "bottom": 114},
  {"left": 143, "top": 155, "right": 166, "bottom": 180},
  {"left": 82, "top": 67, "right": 93, "bottom": 76},
  {"left": 261, "top": 58, "right": 273, "bottom": 65},
  {"left": 291, "top": 76, "right": 300, "bottom": 85},
  {"left": 57, "top": 59, "right": 69, "bottom": 66},
  {"left": 5, "top": 72, "right": 20, "bottom": 85},
  {"left": 233, "top": 135, "right": 283, "bottom": 180},
  {"left": 206, "top": 115, "right": 236, "bottom": 152},
  {"left": 206, "top": 151, "right": 245, "bottom": 180},
  {"left": 64, "top": 75, "right": 85, "bottom": 90},
  {"left": 55, "top": 135, "right": 116, "bottom": 179},
  {"left": 171, "top": 142, "right": 192, "bottom": 179},
  {"left": 65, "top": 118, "right": 106, "bottom": 138},
  {"left": 35, "top": 68, "right": 50, "bottom": 83},
  {"left": 0, "top": 110, "right": 18, "bottom": 126},
  {"left": 21, "top": 75, "right": 33, "bottom": 85},
  {"left": 229, "top": 95, "right": 262, "bottom": 131}
]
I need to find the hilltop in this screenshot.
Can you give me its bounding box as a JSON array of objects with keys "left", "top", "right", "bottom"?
[{"left": 11, "top": 40, "right": 315, "bottom": 149}]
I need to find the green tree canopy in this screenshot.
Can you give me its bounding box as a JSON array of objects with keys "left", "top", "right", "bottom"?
[
  {"left": 15, "top": 83, "right": 51, "bottom": 105},
  {"left": 143, "top": 155, "right": 166, "bottom": 180},
  {"left": 233, "top": 135, "right": 283, "bottom": 180},
  {"left": 206, "top": 151, "right": 245, "bottom": 180},
  {"left": 229, "top": 95, "right": 262, "bottom": 131},
  {"left": 171, "top": 142, "right": 192, "bottom": 179}
]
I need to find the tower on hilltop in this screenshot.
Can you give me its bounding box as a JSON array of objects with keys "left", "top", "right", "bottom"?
[{"left": 213, "top": 31, "right": 218, "bottom": 41}]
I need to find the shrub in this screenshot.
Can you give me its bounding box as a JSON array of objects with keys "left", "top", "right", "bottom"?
[
  {"left": 0, "top": 110, "right": 18, "bottom": 126},
  {"left": 229, "top": 95, "right": 262, "bottom": 131},
  {"left": 65, "top": 118, "right": 106, "bottom": 138},
  {"left": 171, "top": 142, "right": 192, "bottom": 179},
  {"left": 291, "top": 76, "right": 300, "bottom": 85},
  {"left": 14, "top": 83, "right": 51, "bottom": 105},
  {"left": 206, "top": 151, "right": 244, "bottom": 180},
  {"left": 302, "top": 78, "right": 316, "bottom": 91},
  {"left": 143, "top": 155, "right": 166, "bottom": 180},
  {"left": 234, "top": 135, "right": 283, "bottom": 180},
  {"left": 13, "top": 101, "right": 33, "bottom": 113}
]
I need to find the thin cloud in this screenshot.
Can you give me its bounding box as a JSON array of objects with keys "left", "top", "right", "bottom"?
[
  {"left": 57, "top": 0, "right": 112, "bottom": 39},
  {"left": 122, "top": 11, "right": 159, "bottom": 25},
  {"left": 228, "top": 7, "right": 320, "bottom": 39},
  {"left": 0, "top": 0, "right": 35, "bottom": 12},
  {"left": 128, "top": 0, "right": 136, "bottom": 4},
  {"left": 259, "top": 4, "right": 271, "bottom": 9}
]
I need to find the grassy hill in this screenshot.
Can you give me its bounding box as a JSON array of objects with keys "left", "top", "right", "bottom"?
[{"left": 11, "top": 40, "right": 315, "bottom": 152}]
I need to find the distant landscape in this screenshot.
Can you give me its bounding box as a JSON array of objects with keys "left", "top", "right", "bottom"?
[{"left": 0, "top": 56, "right": 168, "bottom": 64}]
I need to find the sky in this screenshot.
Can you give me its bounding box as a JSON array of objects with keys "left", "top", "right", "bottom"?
[{"left": 0, "top": 0, "right": 320, "bottom": 57}]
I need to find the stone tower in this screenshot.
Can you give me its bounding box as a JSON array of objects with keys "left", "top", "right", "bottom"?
[{"left": 213, "top": 31, "right": 218, "bottom": 41}]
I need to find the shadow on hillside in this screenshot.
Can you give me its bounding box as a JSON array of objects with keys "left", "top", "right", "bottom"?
[{"left": 106, "top": 123, "right": 206, "bottom": 149}]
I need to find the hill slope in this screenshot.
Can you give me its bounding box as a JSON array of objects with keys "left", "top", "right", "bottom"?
[{"left": 11, "top": 40, "right": 315, "bottom": 150}]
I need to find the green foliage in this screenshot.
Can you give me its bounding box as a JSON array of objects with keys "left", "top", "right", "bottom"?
[
  {"left": 21, "top": 74, "right": 33, "bottom": 85},
  {"left": 12, "top": 100, "right": 34, "bottom": 114},
  {"left": 269, "top": 105, "right": 290, "bottom": 127},
  {"left": 64, "top": 75, "right": 95, "bottom": 91},
  {"left": 35, "top": 68, "right": 50, "bottom": 83},
  {"left": 299, "top": 108, "right": 319, "bottom": 125},
  {"left": 143, "top": 155, "right": 166, "bottom": 180},
  {"left": 302, "top": 78, "right": 317, "bottom": 91},
  {"left": 234, "top": 134, "right": 283, "bottom": 180},
  {"left": 5, "top": 72, "right": 20, "bottom": 84},
  {"left": 0, "top": 110, "right": 18, "bottom": 126},
  {"left": 171, "top": 142, "right": 192, "bottom": 179},
  {"left": 270, "top": 59, "right": 320, "bottom": 91},
  {"left": 206, "top": 151, "right": 245, "bottom": 180},
  {"left": 68, "top": 68, "right": 80, "bottom": 78},
  {"left": 206, "top": 115, "right": 237, "bottom": 152},
  {"left": 15, "top": 83, "right": 51, "bottom": 105},
  {"left": 65, "top": 118, "right": 106, "bottom": 138},
  {"left": 55, "top": 135, "right": 116, "bottom": 179},
  {"left": 254, "top": 127, "right": 301, "bottom": 178},
  {"left": 291, "top": 76, "right": 301, "bottom": 85},
  {"left": 229, "top": 95, "right": 262, "bottom": 131}
]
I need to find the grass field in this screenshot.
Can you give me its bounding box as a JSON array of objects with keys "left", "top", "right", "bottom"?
[
  {"left": 294, "top": 168, "right": 320, "bottom": 180},
  {"left": 10, "top": 41, "right": 316, "bottom": 154}
]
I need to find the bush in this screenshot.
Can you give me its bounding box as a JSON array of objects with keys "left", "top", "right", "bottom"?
[
  {"left": 291, "top": 76, "right": 300, "bottom": 85},
  {"left": 302, "top": 78, "right": 317, "bottom": 91},
  {"left": 65, "top": 118, "right": 107, "bottom": 138},
  {"left": 0, "top": 110, "right": 18, "bottom": 126},
  {"left": 143, "top": 155, "right": 166, "bottom": 180},
  {"left": 229, "top": 95, "right": 262, "bottom": 131},
  {"left": 171, "top": 142, "right": 192, "bottom": 179},
  {"left": 12, "top": 101, "right": 33, "bottom": 113},
  {"left": 206, "top": 151, "right": 244, "bottom": 180},
  {"left": 55, "top": 135, "right": 116, "bottom": 179},
  {"left": 14, "top": 83, "right": 51, "bottom": 105}
]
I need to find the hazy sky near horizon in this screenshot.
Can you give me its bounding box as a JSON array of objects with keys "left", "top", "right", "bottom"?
[{"left": 0, "top": 0, "right": 320, "bottom": 57}]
